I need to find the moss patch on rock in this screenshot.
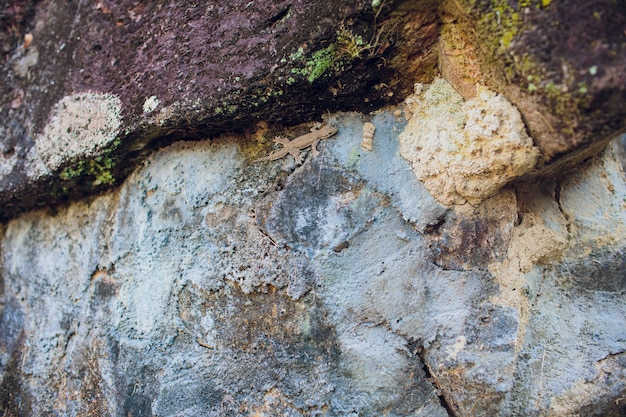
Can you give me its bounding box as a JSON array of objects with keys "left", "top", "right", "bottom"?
[{"left": 443, "top": 0, "right": 626, "bottom": 165}]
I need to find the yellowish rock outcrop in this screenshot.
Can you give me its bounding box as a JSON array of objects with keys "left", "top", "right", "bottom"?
[{"left": 400, "top": 78, "right": 540, "bottom": 206}]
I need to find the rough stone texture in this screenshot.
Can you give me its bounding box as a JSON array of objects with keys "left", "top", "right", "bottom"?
[
  {"left": 0, "top": 0, "right": 439, "bottom": 219},
  {"left": 613, "top": 133, "right": 626, "bottom": 171},
  {"left": 1, "top": 2, "right": 626, "bottom": 415},
  {"left": 399, "top": 78, "right": 540, "bottom": 206},
  {"left": 1, "top": 0, "right": 625, "bottom": 221},
  {"left": 439, "top": 0, "right": 626, "bottom": 171},
  {"left": 1, "top": 109, "right": 626, "bottom": 416},
  {"left": 0, "top": 111, "right": 446, "bottom": 416}
]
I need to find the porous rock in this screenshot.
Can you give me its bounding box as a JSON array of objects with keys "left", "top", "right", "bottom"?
[
  {"left": 439, "top": 0, "right": 626, "bottom": 169},
  {"left": 1, "top": 1, "right": 626, "bottom": 415},
  {"left": 399, "top": 78, "right": 540, "bottom": 206}
]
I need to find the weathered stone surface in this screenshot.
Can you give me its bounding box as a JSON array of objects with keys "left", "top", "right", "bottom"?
[
  {"left": 2, "top": 0, "right": 625, "bottom": 222},
  {"left": 0, "top": 111, "right": 446, "bottom": 416},
  {"left": 0, "top": 0, "right": 439, "bottom": 220},
  {"left": 1, "top": 109, "right": 625, "bottom": 416},
  {"left": 399, "top": 78, "right": 540, "bottom": 206},
  {"left": 439, "top": 0, "right": 626, "bottom": 171},
  {"left": 1, "top": 1, "right": 626, "bottom": 415},
  {"left": 613, "top": 133, "right": 626, "bottom": 170}
]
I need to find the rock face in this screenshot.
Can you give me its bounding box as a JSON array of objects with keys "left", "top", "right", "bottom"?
[
  {"left": 439, "top": 0, "right": 626, "bottom": 169},
  {"left": 1, "top": 110, "right": 626, "bottom": 416},
  {"left": 1, "top": 1, "right": 626, "bottom": 416},
  {"left": 0, "top": 0, "right": 439, "bottom": 219},
  {"left": 1, "top": 0, "right": 625, "bottom": 219}
]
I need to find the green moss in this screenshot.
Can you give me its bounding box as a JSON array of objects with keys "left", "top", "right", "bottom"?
[
  {"left": 56, "top": 135, "right": 121, "bottom": 186},
  {"left": 337, "top": 26, "right": 369, "bottom": 59},
  {"left": 544, "top": 81, "right": 559, "bottom": 95},
  {"left": 279, "top": 21, "right": 391, "bottom": 90},
  {"left": 290, "top": 44, "right": 338, "bottom": 83},
  {"left": 309, "top": 45, "right": 338, "bottom": 82},
  {"left": 283, "top": 23, "right": 382, "bottom": 85},
  {"left": 289, "top": 46, "right": 305, "bottom": 61},
  {"left": 60, "top": 155, "right": 116, "bottom": 185}
]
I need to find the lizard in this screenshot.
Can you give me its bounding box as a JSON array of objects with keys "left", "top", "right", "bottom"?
[{"left": 253, "top": 123, "right": 338, "bottom": 164}]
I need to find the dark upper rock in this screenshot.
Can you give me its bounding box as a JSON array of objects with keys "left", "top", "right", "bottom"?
[
  {"left": 1, "top": 0, "right": 625, "bottom": 220},
  {"left": 440, "top": 0, "right": 626, "bottom": 172},
  {"left": 0, "top": 0, "right": 438, "bottom": 220}
]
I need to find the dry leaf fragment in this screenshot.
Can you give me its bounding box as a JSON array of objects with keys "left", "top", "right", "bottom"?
[{"left": 23, "top": 33, "right": 33, "bottom": 49}]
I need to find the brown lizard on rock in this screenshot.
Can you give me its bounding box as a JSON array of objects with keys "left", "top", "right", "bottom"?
[{"left": 253, "top": 123, "right": 338, "bottom": 164}]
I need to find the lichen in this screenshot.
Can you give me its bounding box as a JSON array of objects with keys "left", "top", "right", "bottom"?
[
  {"left": 36, "top": 92, "right": 122, "bottom": 172},
  {"left": 458, "top": 0, "right": 589, "bottom": 136},
  {"left": 143, "top": 95, "right": 160, "bottom": 113}
]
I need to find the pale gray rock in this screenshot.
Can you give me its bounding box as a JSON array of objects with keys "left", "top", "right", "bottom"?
[{"left": 0, "top": 109, "right": 625, "bottom": 416}]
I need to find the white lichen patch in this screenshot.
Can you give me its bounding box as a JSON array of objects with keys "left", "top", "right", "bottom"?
[
  {"left": 24, "top": 144, "right": 50, "bottom": 179},
  {"left": 143, "top": 95, "right": 159, "bottom": 113},
  {"left": 399, "top": 78, "right": 540, "bottom": 206},
  {"left": 36, "top": 92, "right": 122, "bottom": 172}
]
